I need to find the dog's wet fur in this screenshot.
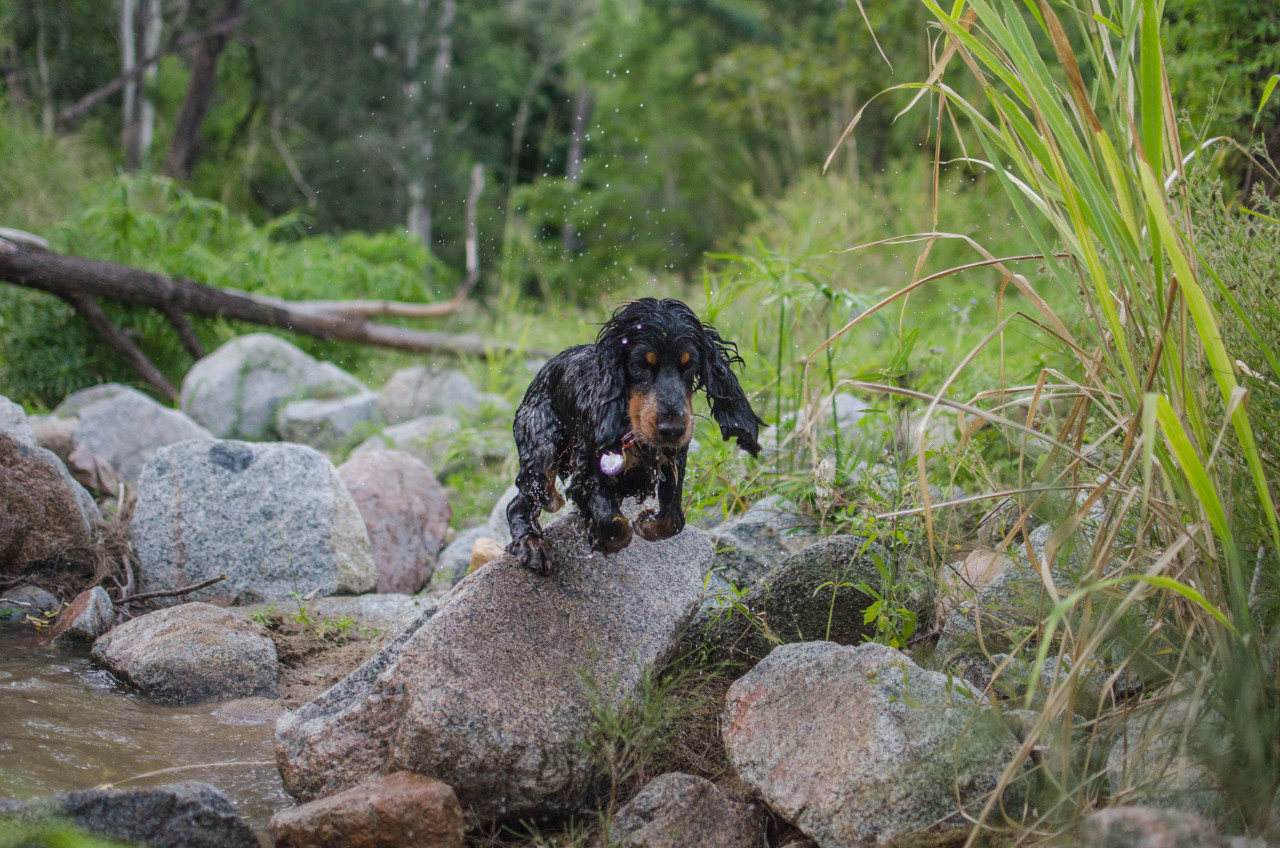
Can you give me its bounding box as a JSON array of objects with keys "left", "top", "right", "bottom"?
[{"left": 505, "top": 298, "right": 763, "bottom": 573}]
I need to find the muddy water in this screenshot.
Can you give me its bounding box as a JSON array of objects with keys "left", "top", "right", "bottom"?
[{"left": 0, "top": 626, "right": 291, "bottom": 843}]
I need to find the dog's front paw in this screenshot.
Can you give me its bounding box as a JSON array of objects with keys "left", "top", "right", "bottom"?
[
  {"left": 509, "top": 536, "right": 553, "bottom": 574},
  {"left": 634, "top": 509, "right": 683, "bottom": 542},
  {"left": 590, "top": 515, "right": 634, "bottom": 556}
]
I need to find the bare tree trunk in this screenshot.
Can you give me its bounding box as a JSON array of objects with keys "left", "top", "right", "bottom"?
[
  {"left": 1, "top": 1, "right": 27, "bottom": 107},
  {"left": 404, "top": 0, "right": 429, "bottom": 243},
  {"left": 138, "top": 0, "right": 162, "bottom": 166},
  {"left": 405, "top": 0, "right": 454, "bottom": 248},
  {"left": 464, "top": 163, "right": 484, "bottom": 291},
  {"left": 164, "top": 0, "right": 244, "bottom": 179},
  {"left": 121, "top": 0, "right": 139, "bottom": 166},
  {"left": 36, "top": 2, "right": 54, "bottom": 137}
]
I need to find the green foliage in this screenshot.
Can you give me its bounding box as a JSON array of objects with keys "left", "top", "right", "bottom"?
[
  {"left": 843, "top": 0, "right": 1280, "bottom": 837},
  {"left": 0, "top": 818, "right": 132, "bottom": 848},
  {"left": 0, "top": 101, "right": 109, "bottom": 233},
  {"left": 1164, "top": 0, "right": 1280, "bottom": 170}
]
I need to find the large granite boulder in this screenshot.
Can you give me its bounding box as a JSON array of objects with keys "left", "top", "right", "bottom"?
[
  {"left": 378, "top": 366, "right": 479, "bottom": 424},
  {"left": 66, "top": 385, "right": 214, "bottom": 484},
  {"left": 131, "top": 440, "right": 376, "bottom": 605},
  {"left": 722, "top": 641, "right": 1025, "bottom": 848},
  {"left": 275, "top": 515, "right": 709, "bottom": 821},
  {"left": 92, "top": 602, "right": 279, "bottom": 704},
  {"left": 0, "top": 396, "right": 101, "bottom": 573},
  {"left": 337, "top": 450, "right": 451, "bottom": 594},
  {"left": 269, "top": 772, "right": 464, "bottom": 848},
  {"left": 611, "top": 773, "right": 763, "bottom": 848},
  {"left": 179, "top": 334, "right": 367, "bottom": 440}
]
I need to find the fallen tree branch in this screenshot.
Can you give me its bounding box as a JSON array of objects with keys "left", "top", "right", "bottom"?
[
  {"left": 61, "top": 293, "right": 178, "bottom": 401},
  {"left": 117, "top": 573, "right": 227, "bottom": 604},
  {"left": 0, "top": 236, "right": 547, "bottom": 373}
]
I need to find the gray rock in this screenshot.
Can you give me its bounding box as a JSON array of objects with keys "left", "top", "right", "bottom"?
[
  {"left": 53, "top": 383, "right": 133, "bottom": 418},
  {"left": 1080, "top": 806, "right": 1224, "bottom": 848},
  {"left": 0, "top": 584, "right": 59, "bottom": 621},
  {"left": 91, "top": 602, "right": 278, "bottom": 704},
  {"left": 486, "top": 483, "right": 520, "bottom": 545},
  {"left": 26, "top": 413, "right": 120, "bottom": 496},
  {"left": 338, "top": 450, "right": 450, "bottom": 594},
  {"left": 612, "top": 773, "right": 763, "bottom": 848},
  {"left": 688, "top": 535, "right": 890, "bottom": 669},
  {"left": 275, "top": 515, "right": 709, "bottom": 820},
  {"left": 351, "top": 415, "right": 462, "bottom": 472},
  {"left": 17, "top": 781, "right": 259, "bottom": 848},
  {"left": 47, "top": 587, "right": 115, "bottom": 644},
  {"left": 433, "top": 525, "right": 496, "bottom": 589},
  {"left": 179, "top": 334, "right": 367, "bottom": 440},
  {"left": 0, "top": 399, "right": 101, "bottom": 571},
  {"left": 796, "top": 392, "right": 873, "bottom": 434},
  {"left": 0, "top": 396, "right": 36, "bottom": 444},
  {"left": 895, "top": 408, "right": 959, "bottom": 457},
  {"left": 277, "top": 392, "right": 381, "bottom": 452},
  {"left": 722, "top": 641, "right": 1024, "bottom": 848},
  {"left": 378, "top": 366, "right": 480, "bottom": 425},
  {"left": 1105, "top": 692, "right": 1222, "bottom": 815},
  {"left": 934, "top": 538, "right": 1075, "bottom": 663},
  {"left": 706, "top": 496, "right": 817, "bottom": 589},
  {"left": 235, "top": 593, "right": 438, "bottom": 636},
  {"left": 131, "top": 440, "right": 376, "bottom": 605},
  {"left": 72, "top": 386, "right": 214, "bottom": 483}
]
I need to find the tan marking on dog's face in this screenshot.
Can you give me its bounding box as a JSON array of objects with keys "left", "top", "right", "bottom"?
[
  {"left": 629, "top": 389, "right": 658, "bottom": 444},
  {"left": 629, "top": 388, "right": 694, "bottom": 448},
  {"left": 644, "top": 350, "right": 658, "bottom": 366},
  {"left": 680, "top": 351, "right": 691, "bottom": 366}
]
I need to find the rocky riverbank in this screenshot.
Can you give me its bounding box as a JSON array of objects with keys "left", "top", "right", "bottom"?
[{"left": 0, "top": 333, "right": 1262, "bottom": 848}]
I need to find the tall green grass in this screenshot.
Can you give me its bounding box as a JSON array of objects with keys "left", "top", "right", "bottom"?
[{"left": 816, "top": 0, "right": 1280, "bottom": 840}]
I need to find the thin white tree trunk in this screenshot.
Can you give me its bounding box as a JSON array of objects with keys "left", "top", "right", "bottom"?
[
  {"left": 121, "top": 0, "right": 138, "bottom": 163},
  {"left": 406, "top": 0, "right": 454, "bottom": 249},
  {"left": 36, "top": 3, "right": 54, "bottom": 137},
  {"left": 137, "top": 0, "right": 162, "bottom": 165}
]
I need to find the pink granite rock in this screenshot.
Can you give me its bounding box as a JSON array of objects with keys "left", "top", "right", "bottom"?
[{"left": 338, "top": 450, "right": 451, "bottom": 594}]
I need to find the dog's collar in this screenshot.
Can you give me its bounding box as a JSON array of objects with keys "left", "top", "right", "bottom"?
[{"left": 601, "top": 432, "right": 640, "bottom": 476}]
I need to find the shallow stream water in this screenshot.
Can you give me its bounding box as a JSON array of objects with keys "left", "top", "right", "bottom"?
[{"left": 0, "top": 625, "right": 290, "bottom": 843}]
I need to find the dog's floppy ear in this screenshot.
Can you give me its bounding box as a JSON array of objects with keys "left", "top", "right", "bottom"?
[
  {"left": 592, "top": 308, "right": 634, "bottom": 452},
  {"left": 696, "top": 323, "right": 764, "bottom": 457}
]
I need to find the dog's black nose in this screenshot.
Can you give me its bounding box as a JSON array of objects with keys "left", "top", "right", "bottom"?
[{"left": 657, "top": 420, "right": 686, "bottom": 441}]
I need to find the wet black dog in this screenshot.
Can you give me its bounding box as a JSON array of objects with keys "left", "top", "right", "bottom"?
[{"left": 506, "top": 298, "right": 763, "bottom": 573}]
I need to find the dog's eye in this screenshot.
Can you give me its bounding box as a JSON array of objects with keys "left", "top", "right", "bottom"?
[{"left": 632, "top": 351, "right": 656, "bottom": 368}]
